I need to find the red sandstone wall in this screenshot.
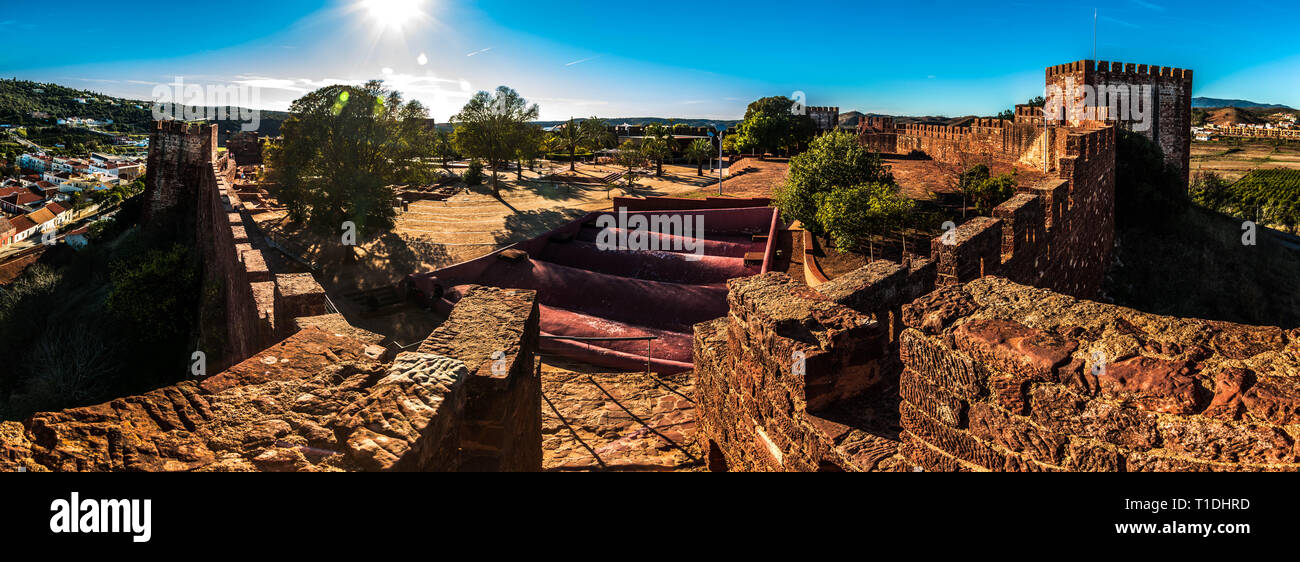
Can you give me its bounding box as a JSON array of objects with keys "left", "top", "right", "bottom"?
[
  {"left": 0, "top": 288, "right": 542, "bottom": 472},
  {"left": 418, "top": 286, "right": 542, "bottom": 471},
  {"left": 143, "top": 121, "right": 216, "bottom": 222},
  {"left": 693, "top": 273, "right": 904, "bottom": 472},
  {"left": 148, "top": 121, "right": 327, "bottom": 370},
  {"left": 896, "top": 278, "right": 1300, "bottom": 471},
  {"left": 931, "top": 125, "right": 1116, "bottom": 299},
  {"left": 892, "top": 120, "right": 1044, "bottom": 165},
  {"left": 1045, "top": 60, "right": 1191, "bottom": 184}
]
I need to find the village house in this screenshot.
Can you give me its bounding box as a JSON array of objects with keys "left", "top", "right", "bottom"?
[{"left": 0, "top": 186, "right": 44, "bottom": 214}]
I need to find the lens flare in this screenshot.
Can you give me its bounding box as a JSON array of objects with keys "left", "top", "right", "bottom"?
[{"left": 360, "top": 0, "right": 425, "bottom": 31}]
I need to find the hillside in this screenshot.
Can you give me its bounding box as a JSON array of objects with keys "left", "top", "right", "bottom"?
[
  {"left": 528, "top": 117, "right": 741, "bottom": 131},
  {"left": 0, "top": 79, "right": 289, "bottom": 140},
  {"left": 1106, "top": 204, "right": 1300, "bottom": 328},
  {"left": 1193, "top": 97, "right": 1291, "bottom": 109},
  {"left": 1204, "top": 107, "right": 1265, "bottom": 126},
  {"left": 0, "top": 79, "right": 155, "bottom": 131}
]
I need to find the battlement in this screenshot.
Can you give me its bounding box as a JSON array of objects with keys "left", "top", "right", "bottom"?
[
  {"left": 1046, "top": 59, "right": 1193, "bottom": 83},
  {"left": 896, "top": 278, "right": 1300, "bottom": 472},
  {"left": 859, "top": 116, "right": 895, "bottom": 131},
  {"left": 0, "top": 286, "right": 543, "bottom": 472},
  {"left": 699, "top": 119, "right": 1119, "bottom": 471}
]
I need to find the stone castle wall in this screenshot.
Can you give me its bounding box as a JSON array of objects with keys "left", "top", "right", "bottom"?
[
  {"left": 693, "top": 273, "right": 904, "bottom": 472},
  {"left": 145, "top": 121, "right": 328, "bottom": 370},
  {"left": 891, "top": 119, "right": 1046, "bottom": 165},
  {"left": 697, "top": 86, "right": 1123, "bottom": 471},
  {"left": 1045, "top": 60, "right": 1192, "bottom": 184},
  {"left": 897, "top": 278, "right": 1300, "bottom": 471},
  {"left": 0, "top": 286, "right": 542, "bottom": 472},
  {"left": 806, "top": 106, "right": 840, "bottom": 133},
  {"left": 143, "top": 121, "right": 216, "bottom": 222},
  {"left": 936, "top": 125, "right": 1117, "bottom": 298}
]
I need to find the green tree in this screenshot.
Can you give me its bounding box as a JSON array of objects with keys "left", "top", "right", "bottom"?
[
  {"left": 614, "top": 140, "right": 646, "bottom": 191},
  {"left": 1189, "top": 170, "right": 1230, "bottom": 212},
  {"left": 685, "top": 138, "right": 713, "bottom": 176},
  {"left": 265, "top": 80, "right": 429, "bottom": 235},
  {"left": 550, "top": 117, "right": 613, "bottom": 171},
  {"left": 967, "top": 173, "right": 1017, "bottom": 216},
  {"left": 464, "top": 159, "right": 484, "bottom": 185},
  {"left": 734, "top": 96, "right": 817, "bottom": 157},
  {"left": 451, "top": 86, "right": 540, "bottom": 195},
  {"left": 642, "top": 123, "right": 676, "bottom": 176},
  {"left": 815, "top": 182, "right": 915, "bottom": 259},
  {"left": 106, "top": 243, "right": 199, "bottom": 347},
  {"left": 432, "top": 129, "right": 457, "bottom": 171},
  {"left": 775, "top": 130, "right": 895, "bottom": 233},
  {"left": 513, "top": 123, "right": 544, "bottom": 179}
]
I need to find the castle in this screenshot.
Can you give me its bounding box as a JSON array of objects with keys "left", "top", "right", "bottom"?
[{"left": 2, "top": 59, "right": 1297, "bottom": 472}]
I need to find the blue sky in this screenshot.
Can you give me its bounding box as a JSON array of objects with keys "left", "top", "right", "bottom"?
[{"left": 2, "top": 0, "right": 1297, "bottom": 121}]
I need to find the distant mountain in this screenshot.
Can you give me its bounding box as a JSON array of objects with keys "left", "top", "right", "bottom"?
[
  {"left": 531, "top": 117, "right": 741, "bottom": 129},
  {"left": 0, "top": 79, "right": 288, "bottom": 140},
  {"left": 1192, "top": 97, "right": 1291, "bottom": 109},
  {"left": 1202, "top": 107, "right": 1265, "bottom": 126}
]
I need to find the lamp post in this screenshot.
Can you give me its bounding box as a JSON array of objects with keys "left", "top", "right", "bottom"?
[{"left": 709, "top": 126, "right": 725, "bottom": 196}]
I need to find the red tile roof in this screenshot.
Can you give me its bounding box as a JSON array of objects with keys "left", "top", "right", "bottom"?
[
  {"left": 46, "top": 202, "right": 68, "bottom": 215},
  {"left": 9, "top": 215, "right": 35, "bottom": 233}
]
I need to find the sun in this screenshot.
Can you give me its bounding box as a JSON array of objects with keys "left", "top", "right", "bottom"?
[{"left": 360, "top": 0, "right": 426, "bottom": 31}]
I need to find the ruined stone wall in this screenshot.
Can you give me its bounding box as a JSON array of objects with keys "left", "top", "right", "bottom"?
[
  {"left": 418, "top": 286, "right": 542, "bottom": 471},
  {"left": 699, "top": 126, "right": 1118, "bottom": 471},
  {"left": 147, "top": 121, "right": 327, "bottom": 370},
  {"left": 693, "top": 273, "right": 905, "bottom": 472},
  {"left": 896, "top": 278, "right": 1300, "bottom": 471},
  {"left": 892, "top": 120, "right": 1046, "bottom": 165},
  {"left": 143, "top": 121, "right": 215, "bottom": 222},
  {"left": 226, "top": 131, "right": 264, "bottom": 166},
  {"left": 933, "top": 125, "right": 1116, "bottom": 299},
  {"left": 0, "top": 288, "right": 542, "bottom": 472},
  {"left": 1045, "top": 60, "right": 1192, "bottom": 184}
]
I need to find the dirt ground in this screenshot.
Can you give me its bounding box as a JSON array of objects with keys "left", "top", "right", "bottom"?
[
  {"left": 883, "top": 155, "right": 1048, "bottom": 201},
  {"left": 540, "top": 358, "right": 701, "bottom": 471},
  {"left": 1191, "top": 139, "right": 1300, "bottom": 182}
]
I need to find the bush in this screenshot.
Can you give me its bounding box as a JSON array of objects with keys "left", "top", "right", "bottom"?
[
  {"left": 955, "top": 164, "right": 1017, "bottom": 216},
  {"left": 776, "top": 130, "right": 895, "bottom": 233},
  {"left": 815, "top": 182, "right": 916, "bottom": 253},
  {"left": 464, "top": 160, "right": 484, "bottom": 186}
]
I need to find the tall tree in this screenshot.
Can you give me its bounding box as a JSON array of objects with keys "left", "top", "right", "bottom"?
[
  {"left": 614, "top": 140, "right": 646, "bottom": 191},
  {"left": 451, "top": 86, "right": 540, "bottom": 196},
  {"left": 642, "top": 123, "right": 676, "bottom": 177},
  {"left": 432, "top": 129, "right": 457, "bottom": 171},
  {"left": 815, "top": 182, "right": 915, "bottom": 259},
  {"left": 551, "top": 116, "right": 613, "bottom": 171},
  {"left": 513, "top": 123, "right": 544, "bottom": 179},
  {"left": 735, "top": 96, "right": 817, "bottom": 157},
  {"left": 265, "top": 80, "right": 429, "bottom": 235}
]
